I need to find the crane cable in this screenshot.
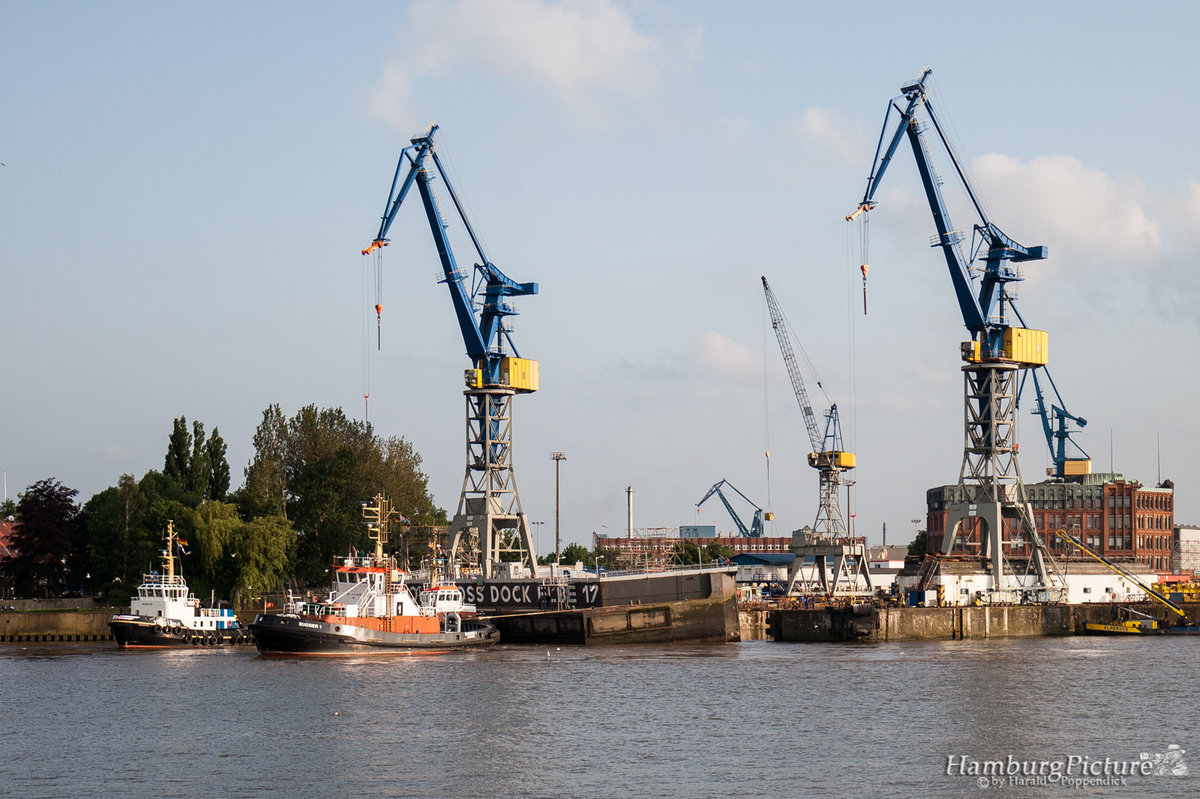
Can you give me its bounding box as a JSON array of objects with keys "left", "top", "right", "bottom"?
[
  {"left": 762, "top": 296, "right": 774, "bottom": 533},
  {"left": 362, "top": 252, "right": 376, "bottom": 424}
]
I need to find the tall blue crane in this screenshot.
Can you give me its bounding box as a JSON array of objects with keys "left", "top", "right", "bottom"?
[
  {"left": 847, "top": 67, "right": 1088, "bottom": 479},
  {"left": 696, "top": 479, "right": 770, "bottom": 538},
  {"left": 364, "top": 124, "right": 539, "bottom": 390},
  {"left": 847, "top": 68, "right": 1065, "bottom": 599},
  {"left": 363, "top": 124, "right": 540, "bottom": 577}
]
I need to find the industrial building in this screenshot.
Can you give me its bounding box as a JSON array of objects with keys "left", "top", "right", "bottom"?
[{"left": 926, "top": 473, "right": 1176, "bottom": 574}]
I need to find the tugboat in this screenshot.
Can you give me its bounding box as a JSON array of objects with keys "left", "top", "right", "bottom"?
[
  {"left": 109, "top": 521, "right": 253, "bottom": 648},
  {"left": 249, "top": 555, "right": 498, "bottom": 655},
  {"left": 249, "top": 495, "right": 498, "bottom": 656}
]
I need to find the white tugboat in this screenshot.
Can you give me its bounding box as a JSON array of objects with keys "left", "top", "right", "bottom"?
[{"left": 109, "top": 521, "right": 252, "bottom": 648}]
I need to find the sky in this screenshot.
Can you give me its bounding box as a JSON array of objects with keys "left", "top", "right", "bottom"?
[{"left": 4, "top": 1, "right": 1200, "bottom": 553}]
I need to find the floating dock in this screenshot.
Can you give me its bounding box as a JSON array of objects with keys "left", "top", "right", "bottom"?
[{"left": 475, "top": 568, "right": 740, "bottom": 645}]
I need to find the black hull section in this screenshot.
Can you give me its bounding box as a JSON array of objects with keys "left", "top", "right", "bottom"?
[
  {"left": 249, "top": 614, "right": 499, "bottom": 656},
  {"left": 109, "top": 619, "right": 254, "bottom": 649}
]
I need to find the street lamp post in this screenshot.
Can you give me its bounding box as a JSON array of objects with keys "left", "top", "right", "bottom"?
[
  {"left": 596, "top": 555, "right": 604, "bottom": 580},
  {"left": 532, "top": 520, "right": 544, "bottom": 563},
  {"left": 551, "top": 452, "right": 566, "bottom": 564}
]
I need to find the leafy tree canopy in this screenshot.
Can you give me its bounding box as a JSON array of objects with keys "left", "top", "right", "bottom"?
[
  {"left": 162, "top": 415, "right": 231, "bottom": 502},
  {"left": 908, "top": 529, "right": 928, "bottom": 561},
  {"left": 235, "top": 404, "right": 444, "bottom": 586},
  {"left": 10, "top": 479, "right": 86, "bottom": 597}
]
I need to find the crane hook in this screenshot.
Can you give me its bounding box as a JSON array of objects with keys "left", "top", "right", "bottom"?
[{"left": 860, "top": 263, "right": 869, "bottom": 315}]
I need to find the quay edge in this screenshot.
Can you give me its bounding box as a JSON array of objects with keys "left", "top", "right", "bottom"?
[{"left": 769, "top": 602, "right": 1200, "bottom": 642}]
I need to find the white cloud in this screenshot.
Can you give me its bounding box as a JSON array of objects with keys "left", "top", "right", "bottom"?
[
  {"left": 789, "top": 107, "right": 865, "bottom": 166},
  {"left": 370, "top": 0, "right": 664, "bottom": 130},
  {"left": 697, "top": 330, "right": 758, "bottom": 379},
  {"left": 971, "top": 153, "right": 1162, "bottom": 264}
]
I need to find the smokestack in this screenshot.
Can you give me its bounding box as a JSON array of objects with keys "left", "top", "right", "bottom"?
[
  {"left": 882, "top": 522, "right": 887, "bottom": 547},
  {"left": 626, "top": 486, "right": 634, "bottom": 538}
]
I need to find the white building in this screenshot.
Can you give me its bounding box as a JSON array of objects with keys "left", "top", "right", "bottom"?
[
  {"left": 1176, "top": 525, "right": 1200, "bottom": 574},
  {"left": 899, "top": 559, "right": 1160, "bottom": 606}
]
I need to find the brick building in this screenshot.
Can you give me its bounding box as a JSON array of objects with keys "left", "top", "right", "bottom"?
[{"left": 926, "top": 473, "right": 1175, "bottom": 573}]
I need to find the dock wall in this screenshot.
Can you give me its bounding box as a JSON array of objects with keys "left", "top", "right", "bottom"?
[
  {"left": 771, "top": 604, "right": 1080, "bottom": 642},
  {"left": 0, "top": 609, "right": 116, "bottom": 642},
  {"left": 489, "top": 571, "right": 740, "bottom": 645}
]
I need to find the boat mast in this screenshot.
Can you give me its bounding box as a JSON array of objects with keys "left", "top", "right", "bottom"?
[{"left": 164, "top": 520, "right": 177, "bottom": 580}]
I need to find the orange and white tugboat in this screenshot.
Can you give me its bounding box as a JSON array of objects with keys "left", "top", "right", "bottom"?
[
  {"left": 249, "top": 495, "right": 498, "bottom": 656},
  {"left": 109, "top": 521, "right": 252, "bottom": 648}
]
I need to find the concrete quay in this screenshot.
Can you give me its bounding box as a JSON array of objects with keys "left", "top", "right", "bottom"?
[{"left": 768, "top": 602, "right": 1200, "bottom": 642}]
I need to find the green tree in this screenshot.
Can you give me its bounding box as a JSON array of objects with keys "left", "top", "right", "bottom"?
[
  {"left": 561, "top": 542, "right": 591, "bottom": 566},
  {"left": 908, "top": 529, "right": 928, "bottom": 561},
  {"left": 207, "top": 428, "right": 230, "bottom": 501},
  {"left": 192, "top": 500, "right": 295, "bottom": 606},
  {"left": 232, "top": 514, "right": 296, "bottom": 607},
  {"left": 1, "top": 498, "right": 16, "bottom": 519},
  {"left": 672, "top": 540, "right": 701, "bottom": 565},
  {"left": 161, "top": 416, "right": 230, "bottom": 502},
  {"left": 10, "top": 479, "right": 86, "bottom": 597},
  {"left": 705, "top": 542, "right": 734, "bottom": 562},
  {"left": 235, "top": 404, "right": 443, "bottom": 586},
  {"left": 83, "top": 474, "right": 154, "bottom": 603},
  {"left": 239, "top": 404, "right": 288, "bottom": 518},
  {"left": 187, "top": 420, "right": 210, "bottom": 496},
  {"left": 164, "top": 417, "right": 191, "bottom": 485}
]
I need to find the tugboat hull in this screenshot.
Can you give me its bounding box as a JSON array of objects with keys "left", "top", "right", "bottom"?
[
  {"left": 109, "top": 616, "right": 254, "bottom": 648},
  {"left": 249, "top": 613, "right": 499, "bottom": 656}
]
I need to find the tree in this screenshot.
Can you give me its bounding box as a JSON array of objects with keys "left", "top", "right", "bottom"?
[
  {"left": 206, "top": 428, "right": 230, "bottom": 501},
  {"left": 9, "top": 479, "right": 86, "bottom": 597},
  {"left": 161, "top": 416, "right": 231, "bottom": 502},
  {"left": 705, "top": 542, "right": 734, "bottom": 562},
  {"left": 235, "top": 404, "right": 444, "bottom": 586},
  {"left": 187, "top": 420, "right": 210, "bottom": 496},
  {"left": 239, "top": 404, "right": 288, "bottom": 518},
  {"left": 908, "top": 529, "right": 928, "bottom": 561},
  {"left": 164, "top": 417, "right": 191, "bottom": 486},
  {"left": 192, "top": 500, "right": 295, "bottom": 606},
  {"left": 561, "top": 542, "right": 591, "bottom": 566},
  {"left": 232, "top": 514, "right": 295, "bottom": 607},
  {"left": 672, "top": 540, "right": 701, "bottom": 565},
  {"left": 83, "top": 473, "right": 154, "bottom": 603}
]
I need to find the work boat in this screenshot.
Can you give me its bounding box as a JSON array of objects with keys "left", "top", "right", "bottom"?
[
  {"left": 109, "top": 521, "right": 252, "bottom": 648},
  {"left": 249, "top": 553, "right": 498, "bottom": 656}
]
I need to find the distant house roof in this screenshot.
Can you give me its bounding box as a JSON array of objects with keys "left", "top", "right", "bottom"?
[
  {"left": 731, "top": 552, "right": 795, "bottom": 566},
  {"left": 868, "top": 545, "right": 909, "bottom": 562},
  {"left": 0, "top": 519, "right": 14, "bottom": 559}
]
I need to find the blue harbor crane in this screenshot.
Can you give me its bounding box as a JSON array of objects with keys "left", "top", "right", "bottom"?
[
  {"left": 846, "top": 66, "right": 1089, "bottom": 479},
  {"left": 696, "top": 479, "right": 771, "bottom": 538},
  {"left": 847, "top": 68, "right": 1066, "bottom": 599},
  {"left": 363, "top": 124, "right": 540, "bottom": 577}
]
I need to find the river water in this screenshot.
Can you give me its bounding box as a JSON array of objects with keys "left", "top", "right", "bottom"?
[{"left": 1, "top": 636, "right": 1195, "bottom": 799}]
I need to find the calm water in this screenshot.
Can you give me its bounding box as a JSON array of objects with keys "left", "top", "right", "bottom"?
[{"left": 1, "top": 637, "right": 1195, "bottom": 799}]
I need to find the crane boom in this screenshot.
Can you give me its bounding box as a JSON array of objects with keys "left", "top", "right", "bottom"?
[
  {"left": 1054, "top": 529, "right": 1185, "bottom": 619},
  {"left": 848, "top": 67, "right": 1089, "bottom": 477},
  {"left": 849, "top": 67, "right": 1046, "bottom": 357},
  {"left": 762, "top": 276, "right": 822, "bottom": 453},
  {"left": 363, "top": 125, "right": 538, "bottom": 389},
  {"left": 696, "top": 479, "right": 768, "bottom": 537}
]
